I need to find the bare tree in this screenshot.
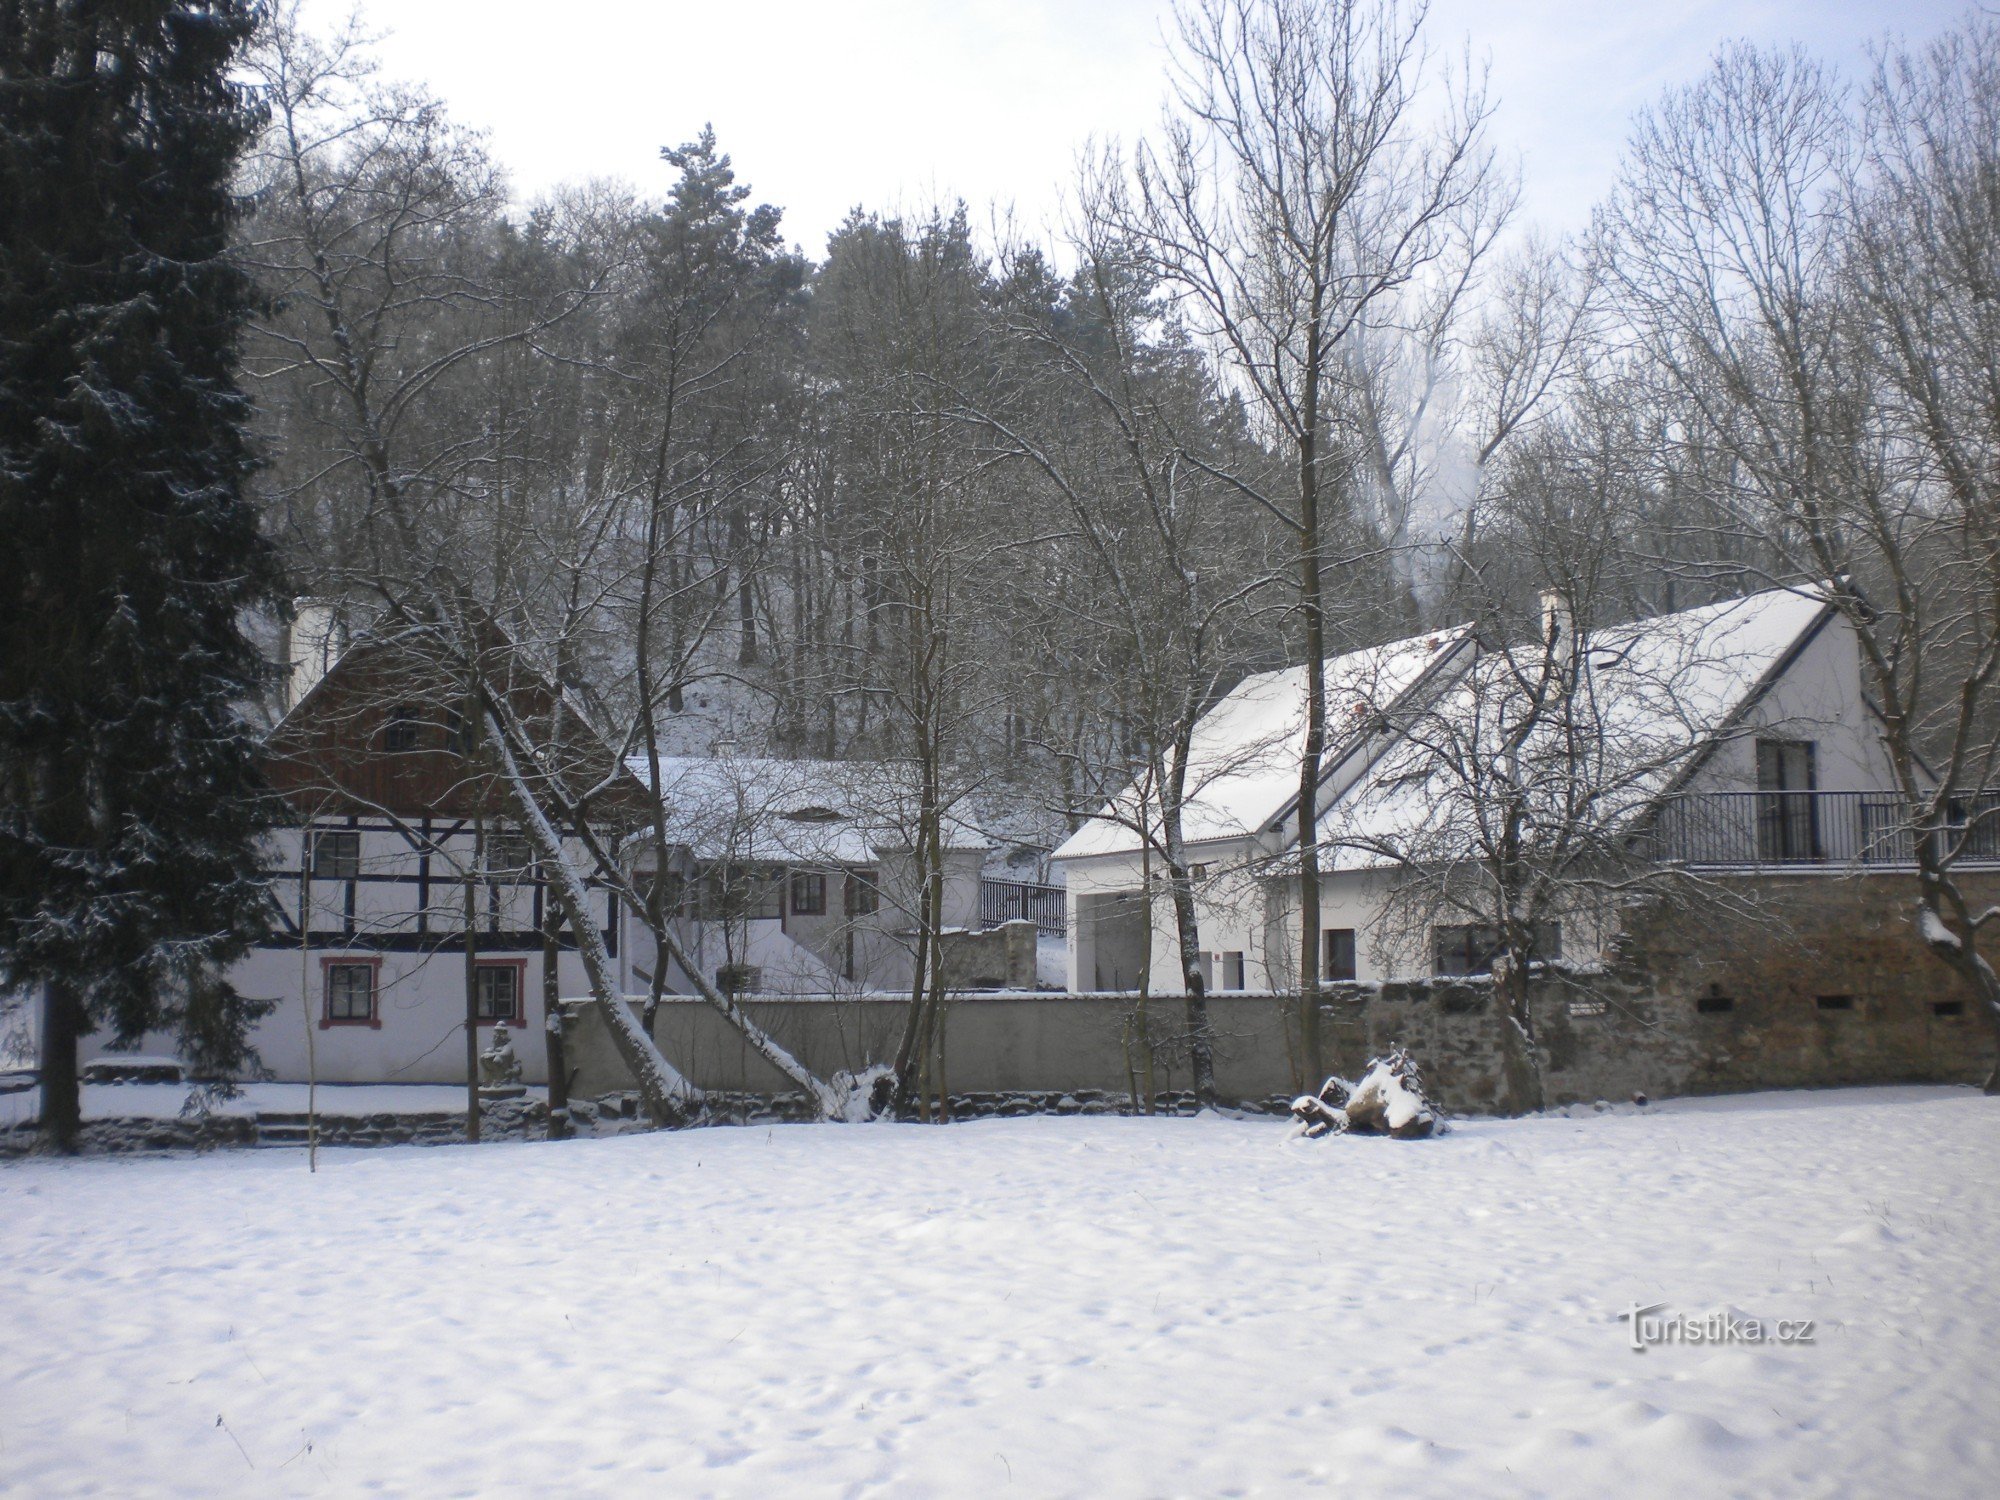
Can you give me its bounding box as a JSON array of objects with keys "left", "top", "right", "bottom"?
[
  {"left": 1111, "top": 0, "right": 1509, "bottom": 1080},
  {"left": 939, "top": 209, "right": 1285, "bottom": 1100},
  {"left": 1600, "top": 33, "right": 2000, "bottom": 1085}
]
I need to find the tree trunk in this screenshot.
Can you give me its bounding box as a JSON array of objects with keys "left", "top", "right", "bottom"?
[
  {"left": 1498, "top": 963, "right": 1545, "bottom": 1115},
  {"left": 463, "top": 847, "right": 481, "bottom": 1145},
  {"left": 483, "top": 717, "right": 700, "bottom": 1127},
  {"left": 1159, "top": 772, "right": 1216, "bottom": 1103},
  {"left": 542, "top": 900, "right": 571, "bottom": 1140},
  {"left": 37, "top": 978, "right": 83, "bottom": 1155},
  {"left": 1295, "top": 462, "right": 1328, "bottom": 1090},
  {"left": 1914, "top": 879, "right": 2000, "bottom": 1095},
  {"left": 1166, "top": 869, "right": 1216, "bottom": 1104}
]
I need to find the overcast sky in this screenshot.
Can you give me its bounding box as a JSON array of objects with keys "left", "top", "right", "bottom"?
[{"left": 314, "top": 0, "right": 1975, "bottom": 255}]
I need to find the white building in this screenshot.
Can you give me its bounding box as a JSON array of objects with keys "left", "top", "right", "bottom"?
[
  {"left": 620, "top": 755, "right": 991, "bottom": 999},
  {"left": 71, "top": 635, "right": 1001, "bottom": 1085},
  {"left": 1052, "top": 587, "right": 1902, "bottom": 993}
]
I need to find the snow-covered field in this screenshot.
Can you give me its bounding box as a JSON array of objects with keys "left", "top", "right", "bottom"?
[{"left": 1, "top": 1087, "right": 1995, "bottom": 1499}]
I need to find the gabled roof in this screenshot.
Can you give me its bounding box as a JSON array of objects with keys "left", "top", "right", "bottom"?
[
  {"left": 627, "top": 755, "right": 991, "bottom": 865},
  {"left": 262, "top": 622, "right": 649, "bottom": 821},
  {"left": 1051, "top": 626, "right": 1476, "bottom": 862},
  {"left": 1317, "top": 587, "right": 1835, "bottom": 871}
]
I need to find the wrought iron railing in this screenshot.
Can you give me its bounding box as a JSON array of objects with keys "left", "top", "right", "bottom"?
[
  {"left": 1649, "top": 790, "right": 2000, "bottom": 868},
  {"left": 980, "top": 878, "right": 1067, "bottom": 936}
]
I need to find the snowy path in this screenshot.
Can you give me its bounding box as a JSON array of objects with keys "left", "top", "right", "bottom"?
[{"left": 1, "top": 1087, "right": 1995, "bottom": 1498}]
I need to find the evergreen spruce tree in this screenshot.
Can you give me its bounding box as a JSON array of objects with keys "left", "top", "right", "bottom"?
[{"left": 0, "top": 0, "right": 279, "bottom": 1150}]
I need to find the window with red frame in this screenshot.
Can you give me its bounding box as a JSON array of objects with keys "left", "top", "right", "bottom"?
[
  {"left": 474, "top": 964, "right": 521, "bottom": 1022},
  {"left": 325, "top": 963, "right": 375, "bottom": 1023}
]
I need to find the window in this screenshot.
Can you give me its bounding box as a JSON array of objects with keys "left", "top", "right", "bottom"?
[
  {"left": 1433, "top": 923, "right": 1561, "bottom": 978},
  {"left": 1815, "top": 994, "right": 1854, "bottom": 1012},
  {"left": 640, "top": 869, "right": 688, "bottom": 920},
  {"left": 1697, "top": 994, "right": 1735, "bottom": 1014},
  {"left": 311, "top": 830, "right": 360, "bottom": 880},
  {"left": 716, "top": 963, "right": 762, "bottom": 995},
  {"left": 474, "top": 965, "right": 520, "bottom": 1022},
  {"left": 325, "top": 963, "right": 375, "bottom": 1024},
  {"left": 696, "top": 864, "right": 783, "bottom": 921},
  {"left": 791, "top": 871, "right": 827, "bottom": 916},
  {"left": 845, "top": 869, "right": 880, "bottom": 917},
  {"left": 486, "top": 830, "right": 534, "bottom": 875},
  {"left": 383, "top": 704, "right": 422, "bottom": 753},
  {"left": 1323, "top": 928, "right": 1357, "bottom": 983},
  {"left": 444, "top": 709, "right": 472, "bottom": 756},
  {"left": 742, "top": 867, "right": 784, "bottom": 920},
  {"left": 1220, "top": 951, "right": 1246, "bottom": 991},
  {"left": 1755, "top": 739, "right": 1819, "bottom": 861},
  {"left": 1189, "top": 863, "right": 1211, "bottom": 881},
  {"left": 1941, "top": 794, "right": 2000, "bottom": 862},
  {"left": 1935, "top": 1000, "right": 1966, "bottom": 1018}
]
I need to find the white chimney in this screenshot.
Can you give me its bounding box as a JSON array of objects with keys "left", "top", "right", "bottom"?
[
  {"left": 285, "top": 597, "right": 345, "bottom": 711},
  {"left": 1539, "top": 590, "right": 1574, "bottom": 653}
]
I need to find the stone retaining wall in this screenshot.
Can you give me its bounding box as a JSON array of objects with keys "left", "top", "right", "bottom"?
[{"left": 565, "top": 871, "right": 1999, "bottom": 1113}]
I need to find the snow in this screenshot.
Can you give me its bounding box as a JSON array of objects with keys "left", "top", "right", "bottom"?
[
  {"left": 0, "top": 1082, "right": 508, "bottom": 1130},
  {"left": 1053, "top": 625, "right": 1474, "bottom": 862},
  {"left": 2, "top": 1086, "right": 1995, "bottom": 1497},
  {"left": 1920, "top": 906, "right": 1963, "bottom": 951}
]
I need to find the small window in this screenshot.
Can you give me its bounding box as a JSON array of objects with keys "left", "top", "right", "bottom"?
[
  {"left": 642, "top": 869, "right": 687, "bottom": 920},
  {"left": 700, "top": 865, "right": 783, "bottom": 921},
  {"left": 1816, "top": 994, "right": 1854, "bottom": 1011},
  {"left": 791, "top": 871, "right": 828, "bottom": 915},
  {"left": 486, "top": 830, "right": 534, "bottom": 875},
  {"left": 474, "top": 965, "right": 519, "bottom": 1022},
  {"left": 383, "top": 704, "right": 422, "bottom": 753},
  {"left": 1434, "top": 923, "right": 1561, "bottom": 978},
  {"left": 1567, "top": 998, "right": 1608, "bottom": 1018},
  {"left": 716, "top": 963, "right": 762, "bottom": 995},
  {"left": 311, "top": 830, "right": 360, "bottom": 880},
  {"left": 1221, "top": 951, "right": 1246, "bottom": 991},
  {"left": 325, "top": 963, "right": 375, "bottom": 1023},
  {"left": 845, "top": 869, "right": 880, "bottom": 917},
  {"left": 1189, "top": 862, "right": 1211, "bottom": 881},
  {"left": 1697, "top": 994, "right": 1735, "bottom": 1015},
  {"left": 1934, "top": 1000, "right": 1965, "bottom": 1018},
  {"left": 444, "top": 709, "right": 472, "bottom": 756},
  {"left": 742, "top": 867, "right": 784, "bottom": 921},
  {"left": 1323, "top": 928, "right": 1357, "bottom": 983}
]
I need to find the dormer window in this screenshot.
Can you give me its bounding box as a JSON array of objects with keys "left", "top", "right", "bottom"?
[
  {"left": 383, "top": 704, "right": 421, "bottom": 753},
  {"left": 782, "top": 806, "right": 843, "bottom": 823}
]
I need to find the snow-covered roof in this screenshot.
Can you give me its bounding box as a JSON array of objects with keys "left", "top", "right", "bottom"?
[
  {"left": 1318, "top": 587, "right": 1833, "bottom": 871},
  {"left": 627, "top": 755, "right": 990, "bottom": 865},
  {"left": 1051, "top": 626, "right": 1475, "bottom": 862}
]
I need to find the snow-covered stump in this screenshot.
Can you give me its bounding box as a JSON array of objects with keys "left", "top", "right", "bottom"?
[{"left": 1291, "top": 1049, "right": 1442, "bottom": 1140}]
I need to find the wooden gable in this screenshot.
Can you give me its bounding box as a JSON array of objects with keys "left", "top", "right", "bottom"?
[{"left": 261, "top": 630, "right": 648, "bottom": 826}]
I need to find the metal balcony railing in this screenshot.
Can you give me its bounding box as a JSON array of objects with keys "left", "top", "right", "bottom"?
[
  {"left": 1648, "top": 790, "right": 2000, "bottom": 868},
  {"left": 980, "top": 878, "right": 1067, "bottom": 936}
]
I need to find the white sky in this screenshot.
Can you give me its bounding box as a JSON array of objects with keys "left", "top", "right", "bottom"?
[{"left": 323, "top": 0, "right": 1974, "bottom": 256}]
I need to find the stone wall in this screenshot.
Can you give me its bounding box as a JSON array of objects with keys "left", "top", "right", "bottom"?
[{"left": 563, "top": 872, "right": 1998, "bottom": 1113}]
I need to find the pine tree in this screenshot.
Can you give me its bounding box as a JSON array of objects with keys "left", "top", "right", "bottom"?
[{"left": 0, "top": 0, "right": 280, "bottom": 1150}]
